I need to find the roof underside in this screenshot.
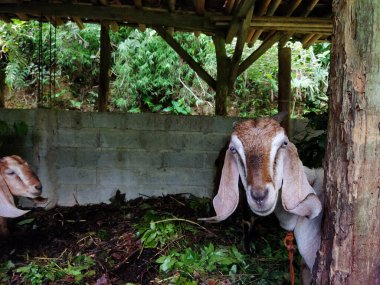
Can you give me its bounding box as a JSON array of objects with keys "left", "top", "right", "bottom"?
[{"left": 0, "top": 0, "right": 332, "bottom": 47}]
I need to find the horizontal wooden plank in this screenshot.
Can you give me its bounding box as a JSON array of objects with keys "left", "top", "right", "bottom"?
[
  {"left": 0, "top": 3, "right": 332, "bottom": 38},
  {"left": 0, "top": 3, "right": 218, "bottom": 34}
]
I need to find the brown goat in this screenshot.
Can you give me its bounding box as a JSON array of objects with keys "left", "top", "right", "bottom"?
[
  {"left": 0, "top": 155, "right": 46, "bottom": 236},
  {"left": 201, "top": 115, "right": 324, "bottom": 284}
]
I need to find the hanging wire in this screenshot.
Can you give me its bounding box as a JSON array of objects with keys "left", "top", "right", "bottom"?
[
  {"left": 37, "top": 19, "right": 43, "bottom": 106},
  {"left": 53, "top": 20, "right": 57, "bottom": 101},
  {"left": 49, "top": 20, "right": 52, "bottom": 104}
]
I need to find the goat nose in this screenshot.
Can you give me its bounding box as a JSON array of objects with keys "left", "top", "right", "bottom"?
[{"left": 250, "top": 188, "right": 269, "bottom": 206}]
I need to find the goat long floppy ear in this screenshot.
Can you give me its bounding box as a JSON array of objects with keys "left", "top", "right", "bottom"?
[
  {"left": 0, "top": 174, "right": 29, "bottom": 218},
  {"left": 281, "top": 143, "right": 322, "bottom": 219},
  {"left": 199, "top": 147, "right": 240, "bottom": 222}
]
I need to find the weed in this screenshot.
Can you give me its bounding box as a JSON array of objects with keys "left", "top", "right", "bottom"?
[{"left": 15, "top": 254, "right": 95, "bottom": 285}]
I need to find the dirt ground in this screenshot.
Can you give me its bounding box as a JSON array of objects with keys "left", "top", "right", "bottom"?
[{"left": 0, "top": 194, "right": 292, "bottom": 285}]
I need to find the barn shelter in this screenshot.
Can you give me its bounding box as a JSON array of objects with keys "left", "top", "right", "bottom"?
[{"left": 0, "top": 0, "right": 332, "bottom": 119}]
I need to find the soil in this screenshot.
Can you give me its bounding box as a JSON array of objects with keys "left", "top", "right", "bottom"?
[{"left": 0, "top": 193, "right": 287, "bottom": 285}]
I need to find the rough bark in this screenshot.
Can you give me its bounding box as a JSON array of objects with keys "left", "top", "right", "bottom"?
[{"left": 314, "top": 0, "right": 380, "bottom": 284}]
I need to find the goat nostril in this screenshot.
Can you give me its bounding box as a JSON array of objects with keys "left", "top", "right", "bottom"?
[
  {"left": 35, "top": 184, "right": 42, "bottom": 191},
  {"left": 250, "top": 188, "right": 269, "bottom": 206}
]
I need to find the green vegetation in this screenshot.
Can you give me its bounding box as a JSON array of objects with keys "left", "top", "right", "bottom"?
[
  {"left": 1, "top": 20, "right": 329, "bottom": 117},
  {"left": 133, "top": 200, "right": 292, "bottom": 284},
  {"left": 0, "top": 194, "right": 298, "bottom": 284},
  {"left": 0, "top": 254, "right": 95, "bottom": 285},
  {"left": 15, "top": 254, "right": 95, "bottom": 285}
]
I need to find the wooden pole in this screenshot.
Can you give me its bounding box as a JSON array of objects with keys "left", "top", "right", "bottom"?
[
  {"left": 278, "top": 43, "right": 291, "bottom": 135},
  {"left": 155, "top": 27, "right": 216, "bottom": 90},
  {"left": 213, "top": 36, "right": 230, "bottom": 116},
  {"left": 98, "top": 23, "right": 111, "bottom": 112},
  {"left": 0, "top": 63, "right": 6, "bottom": 108}
]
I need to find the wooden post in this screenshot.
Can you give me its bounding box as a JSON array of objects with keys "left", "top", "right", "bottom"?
[
  {"left": 278, "top": 43, "right": 291, "bottom": 135},
  {"left": 314, "top": 0, "right": 380, "bottom": 283},
  {"left": 213, "top": 36, "right": 231, "bottom": 116},
  {"left": 98, "top": 23, "right": 111, "bottom": 112},
  {"left": 0, "top": 61, "right": 6, "bottom": 108}
]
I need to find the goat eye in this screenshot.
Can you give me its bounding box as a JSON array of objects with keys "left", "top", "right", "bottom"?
[
  {"left": 282, "top": 141, "right": 288, "bottom": 148},
  {"left": 229, "top": 146, "right": 237, "bottom": 154},
  {"left": 6, "top": 170, "right": 15, "bottom": 175}
]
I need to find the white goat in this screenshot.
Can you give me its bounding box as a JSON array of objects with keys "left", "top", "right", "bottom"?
[
  {"left": 0, "top": 155, "right": 46, "bottom": 236},
  {"left": 200, "top": 116, "right": 324, "bottom": 283}
]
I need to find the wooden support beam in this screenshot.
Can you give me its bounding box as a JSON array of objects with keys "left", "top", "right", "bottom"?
[
  {"left": 155, "top": 26, "right": 216, "bottom": 91},
  {"left": 260, "top": 0, "right": 302, "bottom": 42},
  {"left": 261, "top": 0, "right": 323, "bottom": 50},
  {"left": 213, "top": 36, "right": 230, "bottom": 116},
  {"left": 267, "top": 0, "right": 282, "bottom": 15},
  {"left": 300, "top": 0, "right": 320, "bottom": 17},
  {"left": 52, "top": 16, "right": 64, "bottom": 26},
  {"left": 133, "top": 0, "right": 142, "bottom": 7},
  {"left": 0, "top": 65, "right": 6, "bottom": 108},
  {"left": 301, "top": 34, "right": 315, "bottom": 46},
  {"left": 238, "top": 32, "right": 284, "bottom": 76},
  {"left": 257, "top": 0, "right": 271, "bottom": 15},
  {"left": 15, "top": 13, "right": 28, "bottom": 21},
  {"left": 248, "top": 0, "right": 281, "bottom": 46},
  {"left": 134, "top": 0, "right": 146, "bottom": 32},
  {"left": 230, "top": 5, "right": 253, "bottom": 81},
  {"left": 303, "top": 33, "right": 322, "bottom": 48},
  {"left": 195, "top": 0, "right": 205, "bottom": 15},
  {"left": 46, "top": 16, "right": 64, "bottom": 26},
  {"left": 168, "top": 0, "right": 176, "bottom": 12},
  {"left": 213, "top": 5, "right": 253, "bottom": 116},
  {"left": 246, "top": 0, "right": 270, "bottom": 44},
  {"left": 72, "top": 17, "right": 84, "bottom": 29},
  {"left": 278, "top": 44, "right": 291, "bottom": 134},
  {"left": 98, "top": 24, "right": 111, "bottom": 112},
  {"left": 225, "top": 0, "right": 255, "bottom": 43},
  {"left": 285, "top": 0, "right": 302, "bottom": 16},
  {"left": 224, "top": 0, "right": 237, "bottom": 14}
]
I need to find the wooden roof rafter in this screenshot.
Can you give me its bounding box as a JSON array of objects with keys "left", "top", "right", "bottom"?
[
  {"left": 225, "top": 0, "right": 255, "bottom": 44},
  {"left": 236, "top": 0, "right": 329, "bottom": 77},
  {"left": 0, "top": 1, "right": 332, "bottom": 43},
  {"left": 155, "top": 26, "right": 216, "bottom": 90}
]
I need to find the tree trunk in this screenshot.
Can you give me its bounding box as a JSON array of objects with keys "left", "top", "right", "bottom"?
[{"left": 314, "top": 1, "right": 380, "bottom": 284}]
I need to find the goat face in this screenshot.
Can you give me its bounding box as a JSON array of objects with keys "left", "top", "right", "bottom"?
[
  {"left": 200, "top": 117, "right": 321, "bottom": 222},
  {"left": 0, "top": 155, "right": 45, "bottom": 218},
  {"left": 0, "top": 155, "right": 42, "bottom": 198},
  {"left": 229, "top": 118, "right": 287, "bottom": 216}
]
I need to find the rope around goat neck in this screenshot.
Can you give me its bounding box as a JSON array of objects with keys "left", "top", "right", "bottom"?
[{"left": 284, "top": 231, "right": 295, "bottom": 285}]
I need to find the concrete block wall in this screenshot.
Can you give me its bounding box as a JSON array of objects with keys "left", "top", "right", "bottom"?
[
  {"left": 0, "top": 109, "right": 237, "bottom": 206},
  {"left": 0, "top": 109, "right": 308, "bottom": 207}
]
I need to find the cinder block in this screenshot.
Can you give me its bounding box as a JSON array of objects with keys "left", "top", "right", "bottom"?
[
  {"left": 97, "top": 168, "right": 141, "bottom": 186},
  {"left": 162, "top": 151, "right": 205, "bottom": 168},
  {"left": 55, "top": 147, "right": 77, "bottom": 167},
  {"left": 56, "top": 128, "right": 99, "bottom": 147},
  {"left": 126, "top": 113, "right": 167, "bottom": 131},
  {"left": 97, "top": 150, "right": 163, "bottom": 168},
  {"left": 57, "top": 167, "right": 97, "bottom": 185}
]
